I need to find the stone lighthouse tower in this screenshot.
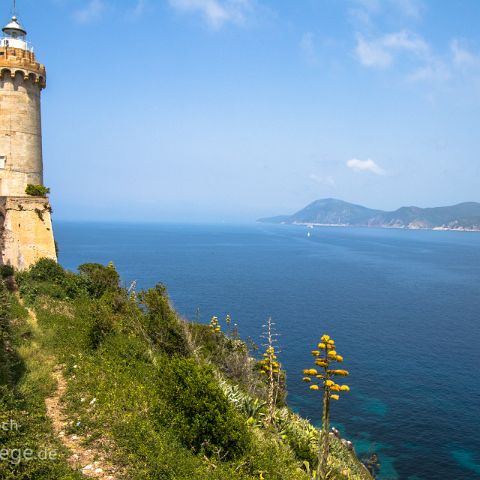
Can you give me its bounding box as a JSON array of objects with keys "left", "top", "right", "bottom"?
[{"left": 0, "top": 11, "right": 56, "bottom": 270}]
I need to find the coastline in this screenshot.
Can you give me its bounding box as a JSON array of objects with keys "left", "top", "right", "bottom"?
[{"left": 272, "top": 221, "right": 480, "bottom": 232}]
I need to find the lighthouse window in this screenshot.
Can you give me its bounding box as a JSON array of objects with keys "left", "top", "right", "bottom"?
[{"left": 0, "top": 156, "right": 6, "bottom": 169}]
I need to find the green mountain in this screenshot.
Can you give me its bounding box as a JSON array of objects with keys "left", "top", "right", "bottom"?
[{"left": 259, "top": 199, "right": 480, "bottom": 231}]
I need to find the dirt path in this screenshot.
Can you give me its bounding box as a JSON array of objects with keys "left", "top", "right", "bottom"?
[
  {"left": 44, "top": 367, "right": 119, "bottom": 479},
  {"left": 23, "top": 302, "right": 120, "bottom": 479}
]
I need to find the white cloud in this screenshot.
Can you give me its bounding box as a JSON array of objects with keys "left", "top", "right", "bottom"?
[
  {"left": 408, "top": 59, "right": 451, "bottom": 83},
  {"left": 73, "top": 0, "right": 106, "bottom": 24},
  {"left": 300, "top": 33, "right": 317, "bottom": 65},
  {"left": 346, "top": 159, "right": 385, "bottom": 176},
  {"left": 450, "top": 39, "right": 480, "bottom": 69},
  {"left": 169, "top": 0, "right": 253, "bottom": 29},
  {"left": 356, "top": 35, "right": 392, "bottom": 67},
  {"left": 382, "top": 31, "right": 429, "bottom": 54},
  {"left": 355, "top": 30, "right": 430, "bottom": 68}
]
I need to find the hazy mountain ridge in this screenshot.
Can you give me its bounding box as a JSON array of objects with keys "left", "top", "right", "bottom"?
[{"left": 258, "top": 199, "right": 480, "bottom": 231}]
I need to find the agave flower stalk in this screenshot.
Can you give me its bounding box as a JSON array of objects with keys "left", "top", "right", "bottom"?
[
  {"left": 260, "top": 317, "right": 281, "bottom": 424},
  {"left": 303, "top": 334, "right": 350, "bottom": 479},
  {"left": 209, "top": 316, "right": 221, "bottom": 334}
]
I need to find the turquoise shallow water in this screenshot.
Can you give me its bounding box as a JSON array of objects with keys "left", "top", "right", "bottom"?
[{"left": 56, "top": 222, "right": 480, "bottom": 480}]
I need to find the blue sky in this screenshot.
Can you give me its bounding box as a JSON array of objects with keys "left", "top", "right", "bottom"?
[{"left": 8, "top": 0, "right": 480, "bottom": 221}]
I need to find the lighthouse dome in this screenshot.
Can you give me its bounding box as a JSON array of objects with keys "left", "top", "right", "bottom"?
[{"left": 1, "top": 16, "right": 29, "bottom": 50}]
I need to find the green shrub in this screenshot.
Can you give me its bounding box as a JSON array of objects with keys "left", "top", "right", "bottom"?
[
  {"left": 87, "top": 303, "right": 115, "bottom": 349},
  {"left": 27, "top": 258, "right": 65, "bottom": 283},
  {"left": 158, "top": 357, "right": 251, "bottom": 459},
  {"left": 139, "top": 284, "right": 188, "bottom": 356},
  {"left": 15, "top": 259, "right": 105, "bottom": 303},
  {"left": 78, "top": 263, "right": 120, "bottom": 298},
  {"left": 0, "top": 265, "right": 14, "bottom": 279},
  {"left": 25, "top": 184, "right": 50, "bottom": 196}
]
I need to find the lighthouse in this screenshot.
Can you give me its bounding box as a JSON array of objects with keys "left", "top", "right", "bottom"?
[{"left": 0, "top": 10, "right": 56, "bottom": 270}]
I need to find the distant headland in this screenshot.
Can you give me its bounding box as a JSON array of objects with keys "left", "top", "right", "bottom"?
[{"left": 258, "top": 199, "right": 480, "bottom": 231}]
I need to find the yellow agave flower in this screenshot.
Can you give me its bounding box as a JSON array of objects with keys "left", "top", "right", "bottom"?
[
  {"left": 311, "top": 350, "right": 321, "bottom": 356},
  {"left": 328, "top": 350, "right": 337, "bottom": 357},
  {"left": 325, "top": 380, "right": 334, "bottom": 387},
  {"left": 310, "top": 385, "right": 320, "bottom": 390},
  {"left": 321, "top": 335, "right": 330, "bottom": 342},
  {"left": 303, "top": 377, "right": 311, "bottom": 382},
  {"left": 331, "top": 394, "right": 340, "bottom": 400},
  {"left": 340, "top": 385, "right": 350, "bottom": 392},
  {"left": 318, "top": 343, "right": 326, "bottom": 349},
  {"left": 335, "top": 355, "right": 344, "bottom": 362}
]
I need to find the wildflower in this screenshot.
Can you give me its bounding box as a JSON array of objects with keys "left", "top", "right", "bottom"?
[{"left": 301, "top": 332, "right": 351, "bottom": 478}]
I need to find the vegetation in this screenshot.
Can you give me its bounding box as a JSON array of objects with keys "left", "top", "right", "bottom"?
[
  {"left": 25, "top": 184, "right": 50, "bottom": 197},
  {"left": 259, "top": 318, "right": 282, "bottom": 424},
  {"left": 0, "top": 259, "right": 372, "bottom": 479},
  {"left": 303, "top": 335, "right": 350, "bottom": 479}
]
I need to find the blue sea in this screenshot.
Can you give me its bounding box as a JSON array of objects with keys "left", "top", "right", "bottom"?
[{"left": 55, "top": 222, "right": 480, "bottom": 480}]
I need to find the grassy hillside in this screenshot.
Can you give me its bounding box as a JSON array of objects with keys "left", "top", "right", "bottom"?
[{"left": 0, "top": 260, "right": 373, "bottom": 480}]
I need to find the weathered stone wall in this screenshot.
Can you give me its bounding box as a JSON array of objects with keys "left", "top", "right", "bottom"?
[
  {"left": 0, "top": 196, "right": 56, "bottom": 270},
  {"left": 0, "top": 78, "right": 43, "bottom": 195},
  {"left": 0, "top": 47, "right": 55, "bottom": 270}
]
